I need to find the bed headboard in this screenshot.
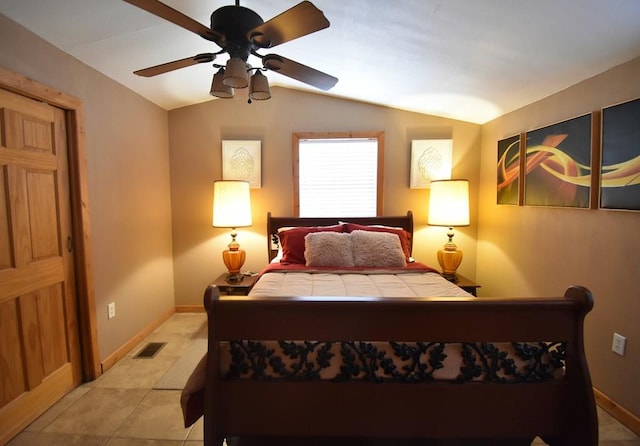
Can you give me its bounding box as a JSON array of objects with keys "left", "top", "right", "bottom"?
[{"left": 266, "top": 211, "right": 414, "bottom": 262}]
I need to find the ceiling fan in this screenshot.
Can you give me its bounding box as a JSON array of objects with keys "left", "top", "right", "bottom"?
[{"left": 123, "top": 0, "right": 338, "bottom": 101}]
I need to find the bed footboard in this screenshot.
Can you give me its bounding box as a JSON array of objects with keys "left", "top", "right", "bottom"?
[{"left": 202, "top": 286, "right": 597, "bottom": 446}]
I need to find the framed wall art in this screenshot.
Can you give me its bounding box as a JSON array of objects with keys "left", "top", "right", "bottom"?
[
  {"left": 409, "top": 139, "right": 452, "bottom": 189},
  {"left": 524, "top": 114, "right": 592, "bottom": 208},
  {"left": 497, "top": 134, "right": 522, "bottom": 205},
  {"left": 600, "top": 97, "right": 640, "bottom": 211},
  {"left": 222, "top": 140, "right": 261, "bottom": 188}
]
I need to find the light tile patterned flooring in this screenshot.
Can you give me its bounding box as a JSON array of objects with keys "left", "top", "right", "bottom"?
[{"left": 8, "top": 313, "right": 640, "bottom": 446}]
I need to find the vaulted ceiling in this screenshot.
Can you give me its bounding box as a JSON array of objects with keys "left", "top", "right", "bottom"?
[{"left": 1, "top": 0, "right": 640, "bottom": 124}]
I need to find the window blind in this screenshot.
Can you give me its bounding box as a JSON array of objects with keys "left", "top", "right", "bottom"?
[{"left": 299, "top": 138, "right": 378, "bottom": 217}]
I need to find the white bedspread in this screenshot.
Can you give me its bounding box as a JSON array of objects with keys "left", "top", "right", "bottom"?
[{"left": 249, "top": 270, "right": 472, "bottom": 298}]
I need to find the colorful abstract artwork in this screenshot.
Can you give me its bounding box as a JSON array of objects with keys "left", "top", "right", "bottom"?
[
  {"left": 497, "top": 135, "right": 521, "bottom": 205},
  {"left": 524, "top": 114, "right": 592, "bottom": 208},
  {"left": 600, "top": 97, "right": 640, "bottom": 211}
]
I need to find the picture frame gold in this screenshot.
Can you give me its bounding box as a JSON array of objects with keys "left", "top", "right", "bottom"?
[
  {"left": 524, "top": 114, "right": 592, "bottom": 208},
  {"left": 600, "top": 97, "right": 640, "bottom": 211},
  {"left": 497, "top": 134, "right": 522, "bottom": 205}
]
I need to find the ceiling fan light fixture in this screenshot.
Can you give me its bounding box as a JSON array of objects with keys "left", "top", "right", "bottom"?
[
  {"left": 128, "top": 1, "right": 338, "bottom": 99},
  {"left": 223, "top": 58, "right": 249, "bottom": 88},
  {"left": 210, "top": 68, "right": 234, "bottom": 98},
  {"left": 249, "top": 70, "right": 271, "bottom": 101}
]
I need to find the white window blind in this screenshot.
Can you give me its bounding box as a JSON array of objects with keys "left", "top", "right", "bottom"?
[{"left": 298, "top": 138, "right": 378, "bottom": 217}]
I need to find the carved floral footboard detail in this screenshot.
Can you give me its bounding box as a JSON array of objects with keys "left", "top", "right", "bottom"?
[{"left": 224, "top": 340, "right": 566, "bottom": 383}]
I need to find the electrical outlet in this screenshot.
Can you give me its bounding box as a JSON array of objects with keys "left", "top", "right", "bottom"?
[
  {"left": 612, "top": 332, "right": 626, "bottom": 356},
  {"left": 107, "top": 302, "right": 116, "bottom": 319}
]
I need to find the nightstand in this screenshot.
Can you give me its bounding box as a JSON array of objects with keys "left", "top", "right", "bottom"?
[
  {"left": 212, "top": 273, "right": 258, "bottom": 295},
  {"left": 451, "top": 274, "right": 481, "bottom": 297}
]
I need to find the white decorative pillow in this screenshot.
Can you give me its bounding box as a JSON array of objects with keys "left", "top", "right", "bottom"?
[
  {"left": 351, "top": 230, "right": 407, "bottom": 267},
  {"left": 304, "top": 232, "right": 354, "bottom": 267}
]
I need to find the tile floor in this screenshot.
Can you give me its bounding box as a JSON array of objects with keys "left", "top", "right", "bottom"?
[{"left": 8, "top": 313, "right": 640, "bottom": 446}]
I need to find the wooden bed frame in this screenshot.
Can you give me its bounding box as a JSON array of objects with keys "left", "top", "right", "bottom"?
[{"left": 199, "top": 213, "right": 597, "bottom": 445}]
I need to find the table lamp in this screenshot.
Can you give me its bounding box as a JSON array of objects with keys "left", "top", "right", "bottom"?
[
  {"left": 212, "top": 180, "right": 252, "bottom": 282},
  {"left": 427, "top": 179, "right": 470, "bottom": 282}
]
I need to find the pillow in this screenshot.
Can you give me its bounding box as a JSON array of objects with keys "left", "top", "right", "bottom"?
[
  {"left": 304, "top": 232, "right": 354, "bottom": 267},
  {"left": 180, "top": 353, "right": 206, "bottom": 427},
  {"left": 278, "top": 224, "right": 343, "bottom": 264},
  {"left": 343, "top": 223, "right": 412, "bottom": 261},
  {"left": 351, "top": 230, "right": 407, "bottom": 268}
]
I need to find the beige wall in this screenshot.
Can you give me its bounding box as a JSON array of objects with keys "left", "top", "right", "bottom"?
[
  {"left": 168, "top": 88, "right": 481, "bottom": 305},
  {"left": 478, "top": 56, "right": 640, "bottom": 416},
  {"left": 0, "top": 14, "right": 176, "bottom": 361}
]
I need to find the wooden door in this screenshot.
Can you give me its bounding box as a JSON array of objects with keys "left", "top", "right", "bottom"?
[{"left": 0, "top": 87, "right": 82, "bottom": 444}]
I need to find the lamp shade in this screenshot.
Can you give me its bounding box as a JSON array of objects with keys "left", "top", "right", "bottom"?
[
  {"left": 249, "top": 70, "right": 271, "bottom": 100},
  {"left": 223, "top": 58, "right": 249, "bottom": 89},
  {"left": 428, "top": 179, "right": 470, "bottom": 227},
  {"left": 212, "top": 180, "right": 252, "bottom": 228},
  {"left": 210, "top": 68, "right": 233, "bottom": 98}
]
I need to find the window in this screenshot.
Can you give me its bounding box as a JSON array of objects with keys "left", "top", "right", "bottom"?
[{"left": 293, "top": 131, "right": 384, "bottom": 217}]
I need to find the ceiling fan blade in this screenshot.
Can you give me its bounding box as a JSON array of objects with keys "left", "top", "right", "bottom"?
[
  {"left": 262, "top": 54, "right": 338, "bottom": 91},
  {"left": 134, "top": 53, "right": 216, "bottom": 77},
  {"left": 249, "top": 1, "right": 329, "bottom": 48},
  {"left": 123, "top": 0, "right": 223, "bottom": 42}
]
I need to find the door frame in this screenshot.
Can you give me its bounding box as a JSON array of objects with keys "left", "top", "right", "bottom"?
[{"left": 0, "top": 66, "right": 100, "bottom": 379}]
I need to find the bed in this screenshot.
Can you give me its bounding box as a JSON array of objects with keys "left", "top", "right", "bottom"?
[
  {"left": 250, "top": 212, "right": 470, "bottom": 300},
  {"left": 183, "top": 212, "right": 598, "bottom": 446}
]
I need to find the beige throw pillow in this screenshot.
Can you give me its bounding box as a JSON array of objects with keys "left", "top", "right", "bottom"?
[
  {"left": 351, "top": 230, "right": 407, "bottom": 267},
  {"left": 304, "top": 232, "right": 354, "bottom": 267}
]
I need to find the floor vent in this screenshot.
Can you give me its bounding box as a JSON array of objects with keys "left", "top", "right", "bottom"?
[{"left": 134, "top": 342, "right": 166, "bottom": 359}]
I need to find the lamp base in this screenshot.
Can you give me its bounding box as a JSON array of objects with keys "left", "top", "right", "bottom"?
[
  {"left": 441, "top": 272, "right": 460, "bottom": 283},
  {"left": 222, "top": 247, "right": 246, "bottom": 284},
  {"left": 437, "top": 237, "right": 463, "bottom": 283},
  {"left": 225, "top": 272, "right": 244, "bottom": 283}
]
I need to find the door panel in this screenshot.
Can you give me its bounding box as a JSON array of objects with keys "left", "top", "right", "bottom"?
[
  {"left": 26, "top": 169, "right": 59, "bottom": 260},
  {"left": 0, "top": 299, "right": 25, "bottom": 407},
  {"left": 37, "top": 284, "right": 69, "bottom": 376},
  {"left": 2, "top": 108, "right": 53, "bottom": 152},
  {"left": 0, "top": 166, "right": 10, "bottom": 269},
  {"left": 0, "top": 88, "right": 80, "bottom": 445},
  {"left": 18, "top": 292, "right": 45, "bottom": 390}
]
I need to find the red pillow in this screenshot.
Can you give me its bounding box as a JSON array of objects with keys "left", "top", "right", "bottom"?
[
  {"left": 343, "top": 223, "right": 412, "bottom": 261},
  {"left": 278, "top": 225, "right": 344, "bottom": 264}
]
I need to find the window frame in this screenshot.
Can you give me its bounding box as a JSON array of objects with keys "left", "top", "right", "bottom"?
[{"left": 292, "top": 131, "right": 385, "bottom": 217}]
